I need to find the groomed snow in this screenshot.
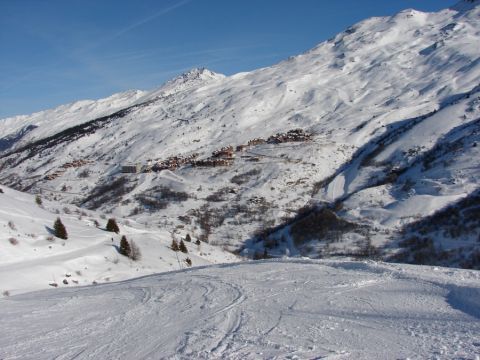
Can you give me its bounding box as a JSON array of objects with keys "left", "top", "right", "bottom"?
[{"left": 1, "top": 260, "right": 479, "bottom": 359}]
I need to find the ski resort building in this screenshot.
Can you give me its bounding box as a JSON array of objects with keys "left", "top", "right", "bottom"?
[{"left": 121, "top": 164, "right": 142, "bottom": 174}]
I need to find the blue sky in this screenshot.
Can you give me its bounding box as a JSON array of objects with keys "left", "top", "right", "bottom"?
[{"left": 0, "top": 0, "right": 455, "bottom": 118}]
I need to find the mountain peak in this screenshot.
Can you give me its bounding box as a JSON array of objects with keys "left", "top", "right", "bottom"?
[
  {"left": 169, "top": 67, "right": 224, "bottom": 85},
  {"left": 153, "top": 67, "right": 225, "bottom": 97}
]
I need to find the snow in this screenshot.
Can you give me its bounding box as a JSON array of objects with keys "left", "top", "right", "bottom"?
[
  {"left": 1, "top": 259, "right": 479, "bottom": 359},
  {"left": 451, "top": 0, "right": 480, "bottom": 12},
  {"left": 0, "top": 1, "right": 479, "bottom": 261},
  {"left": 0, "top": 89, "right": 146, "bottom": 149},
  {"left": 0, "top": 2, "right": 479, "bottom": 357},
  {"left": 0, "top": 186, "right": 239, "bottom": 296}
]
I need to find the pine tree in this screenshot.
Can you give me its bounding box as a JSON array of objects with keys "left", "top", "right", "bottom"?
[
  {"left": 106, "top": 218, "right": 120, "bottom": 233},
  {"left": 185, "top": 257, "right": 192, "bottom": 267},
  {"left": 171, "top": 239, "right": 179, "bottom": 252},
  {"left": 54, "top": 218, "right": 68, "bottom": 240},
  {"left": 195, "top": 239, "right": 201, "bottom": 246},
  {"left": 185, "top": 234, "right": 192, "bottom": 242},
  {"left": 179, "top": 240, "right": 188, "bottom": 253},
  {"left": 119, "top": 235, "right": 131, "bottom": 257},
  {"left": 35, "top": 195, "right": 42, "bottom": 206}
]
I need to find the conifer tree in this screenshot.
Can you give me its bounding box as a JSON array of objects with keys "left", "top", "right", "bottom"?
[
  {"left": 119, "top": 235, "right": 131, "bottom": 257},
  {"left": 185, "top": 234, "right": 192, "bottom": 242},
  {"left": 171, "top": 239, "right": 179, "bottom": 252},
  {"left": 129, "top": 240, "right": 141, "bottom": 261},
  {"left": 106, "top": 218, "right": 120, "bottom": 233},
  {"left": 179, "top": 239, "right": 188, "bottom": 253},
  {"left": 54, "top": 217, "right": 68, "bottom": 240}
]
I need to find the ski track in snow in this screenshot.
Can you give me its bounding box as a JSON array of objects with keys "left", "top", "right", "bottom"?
[{"left": 1, "top": 260, "right": 479, "bottom": 359}]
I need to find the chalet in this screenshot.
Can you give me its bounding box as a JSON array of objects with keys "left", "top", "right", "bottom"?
[
  {"left": 44, "top": 169, "right": 66, "bottom": 181},
  {"left": 212, "top": 145, "right": 235, "bottom": 159},
  {"left": 236, "top": 144, "right": 249, "bottom": 152},
  {"left": 151, "top": 153, "right": 199, "bottom": 172},
  {"left": 247, "top": 138, "right": 266, "bottom": 146},
  {"left": 121, "top": 164, "right": 142, "bottom": 174},
  {"left": 267, "top": 129, "right": 312, "bottom": 144},
  {"left": 192, "top": 158, "right": 233, "bottom": 167},
  {"left": 61, "top": 159, "right": 92, "bottom": 169}
]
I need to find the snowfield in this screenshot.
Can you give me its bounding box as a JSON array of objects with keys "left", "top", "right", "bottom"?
[
  {"left": 0, "top": 186, "right": 239, "bottom": 296},
  {"left": 1, "top": 260, "right": 479, "bottom": 359}
]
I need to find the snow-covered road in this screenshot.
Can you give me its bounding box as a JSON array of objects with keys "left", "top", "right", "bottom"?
[{"left": 1, "top": 260, "right": 479, "bottom": 359}]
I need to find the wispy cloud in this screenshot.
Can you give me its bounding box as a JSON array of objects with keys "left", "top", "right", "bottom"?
[
  {"left": 81, "top": 0, "right": 192, "bottom": 54},
  {"left": 0, "top": 0, "right": 192, "bottom": 93},
  {"left": 111, "top": 0, "right": 191, "bottom": 40}
]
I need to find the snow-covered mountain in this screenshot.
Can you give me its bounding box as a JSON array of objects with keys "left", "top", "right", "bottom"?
[
  {"left": 1, "top": 0, "right": 480, "bottom": 268},
  {"left": 0, "top": 89, "right": 147, "bottom": 150}
]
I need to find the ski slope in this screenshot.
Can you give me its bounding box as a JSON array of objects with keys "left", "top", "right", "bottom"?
[{"left": 1, "top": 260, "right": 479, "bottom": 359}]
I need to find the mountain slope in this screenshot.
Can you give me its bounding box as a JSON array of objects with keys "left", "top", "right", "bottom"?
[
  {"left": 1, "top": 260, "right": 479, "bottom": 359},
  {"left": 0, "top": 90, "right": 146, "bottom": 152},
  {"left": 0, "top": 185, "right": 238, "bottom": 295},
  {"left": 1, "top": 1, "right": 479, "bottom": 267}
]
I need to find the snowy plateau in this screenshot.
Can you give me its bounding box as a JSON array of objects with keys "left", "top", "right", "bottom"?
[{"left": 0, "top": 0, "right": 480, "bottom": 359}]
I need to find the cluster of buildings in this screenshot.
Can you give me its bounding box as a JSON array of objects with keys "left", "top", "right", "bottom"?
[
  {"left": 44, "top": 159, "right": 93, "bottom": 180},
  {"left": 121, "top": 128, "right": 312, "bottom": 174},
  {"left": 266, "top": 128, "right": 312, "bottom": 144}
]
